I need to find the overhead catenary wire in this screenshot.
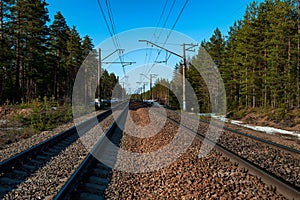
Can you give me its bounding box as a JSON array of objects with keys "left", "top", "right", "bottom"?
[
  {"left": 97, "top": 0, "right": 126, "bottom": 75},
  {"left": 143, "top": 0, "right": 178, "bottom": 79},
  {"left": 144, "top": 0, "right": 170, "bottom": 66},
  {"left": 157, "top": 0, "right": 177, "bottom": 40},
  {"left": 145, "top": 0, "right": 176, "bottom": 69},
  {"left": 97, "top": 0, "right": 114, "bottom": 38},
  {"left": 105, "top": 0, "right": 122, "bottom": 57},
  {"left": 105, "top": 0, "right": 126, "bottom": 74},
  {"left": 105, "top": 0, "right": 125, "bottom": 73},
  {"left": 145, "top": 0, "right": 190, "bottom": 77},
  {"left": 105, "top": 0, "right": 116, "bottom": 35}
]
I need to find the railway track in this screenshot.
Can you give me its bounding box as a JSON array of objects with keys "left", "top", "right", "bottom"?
[
  {"left": 54, "top": 105, "right": 128, "bottom": 200},
  {"left": 3, "top": 101, "right": 297, "bottom": 199},
  {"left": 164, "top": 108, "right": 300, "bottom": 155},
  {"left": 0, "top": 107, "right": 115, "bottom": 198},
  {"left": 164, "top": 108, "right": 300, "bottom": 199},
  {"left": 54, "top": 103, "right": 299, "bottom": 199},
  {"left": 198, "top": 117, "right": 300, "bottom": 154}
]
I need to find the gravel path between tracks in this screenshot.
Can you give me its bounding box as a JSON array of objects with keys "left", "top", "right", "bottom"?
[
  {"left": 2, "top": 114, "right": 115, "bottom": 200},
  {"left": 105, "top": 107, "right": 286, "bottom": 199},
  {"left": 168, "top": 110, "right": 300, "bottom": 188}
]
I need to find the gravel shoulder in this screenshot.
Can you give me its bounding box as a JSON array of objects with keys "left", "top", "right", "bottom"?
[
  {"left": 0, "top": 122, "right": 74, "bottom": 162},
  {"left": 0, "top": 110, "right": 106, "bottom": 162},
  {"left": 223, "top": 121, "right": 300, "bottom": 150},
  {"left": 2, "top": 105, "right": 297, "bottom": 199},
  {"left": 3, "top": 115, "right": 115, "bottom": 199},
  {"left": 105, "top": 107, "right": 287, "bottom": 199}
]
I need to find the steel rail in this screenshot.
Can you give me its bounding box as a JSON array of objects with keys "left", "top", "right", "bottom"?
[
  {"left": 0, "top": 109, "right": 112, "bottom": 174},
  {"left": 54, "top": 105, "right": 128, "bottom": 200},
  {"left": 0, "top": 101, "right": 128, "bottom": 197},
  {"left": 165, "top": 111, "right": 300, "bottom": 199},
  {"left": 199, "top": 117, "right": 300, "bottom": 154}
]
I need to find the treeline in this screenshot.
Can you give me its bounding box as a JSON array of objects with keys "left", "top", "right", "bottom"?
[
  {"left": 165, "top": 0, "right": 298, "bottom": 113},
  {"left": 151, "top": 0, "right": 299, "bottom": 114},
  {"left": 0, "top": 0, "right": 121, "bottom": 104},
  {"left": 200, "top": 0, "right": 299, "bottom": 112}
]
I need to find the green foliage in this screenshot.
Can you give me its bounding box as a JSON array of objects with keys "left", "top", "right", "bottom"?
[
  {"left": 0, "top": 1, "right": 94, "bottom": 103},
  {"left": 4, "top": 99, "right": 10, "bottom": 106},
  {"left": 15, "top": 97, "right": 72, "bottom": 132},
  {"left": 232, "top": 108, "right": 247, "bottom": 120},
  {"left": 17, "top": 98, "right": 32, "bottom": 109},
  {"left": 268, "top": 108, "right": 287, "bottom": 121},
  {"left": 182, "top": 0, "right": 299, "bottom": 117}
]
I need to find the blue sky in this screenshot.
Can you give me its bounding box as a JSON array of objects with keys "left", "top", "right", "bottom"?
[
  {"left": 46, "top": 0, "right": 259, "bottom": 45},
  {"left": 46, "top": 0, "right": 260, "bottom": 94}
]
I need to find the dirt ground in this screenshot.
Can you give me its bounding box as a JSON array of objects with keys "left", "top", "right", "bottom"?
[
  {"left": 223, "top": 122, "right": 300, "bottom": 150},
  {"left": 236, "top": 109, "right": 300, "bottom": 132},
  {"left": 0, "top": 106, "right": 35, "bottom": 146},
  {"left": 1, "top": 104, "right": 299, "bottom": 151},
  {"left": 225, "top": 109, "right": 300, "bottom": 150}
]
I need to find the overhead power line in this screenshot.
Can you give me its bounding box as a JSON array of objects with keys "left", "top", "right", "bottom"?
[
  {"left": 144, "top": 0, "right": 171, "bottom": 65},
  {"left": 97, "top": 0, "right": 113, "bottom": 37},
  {"left": 156, "top": 0, "right": 170, "bottom": 28},
  {"left": 169, "top": 0, "right": 189, "bottom": 31},
  {"left": 147, "top": 0, "right": 177, "bottom": 64},
  {"left": 97, "top": 0, "right": 126, "bottom": 75},
  {"left": 146, "top": 0, "right": 190, "bottom": 76}
]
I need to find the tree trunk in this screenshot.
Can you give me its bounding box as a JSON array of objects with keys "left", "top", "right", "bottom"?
[
  {"left": 27, "top": 60, "right": 34, "bottom": 100},
  {"left": 287, "top": 36, "right": 291, "bottom": 107},
  {"left": 245, "top": 66, "right": 248, "bottom": 108},
  {"left": 264, "top": 49, "right": 267, "bottom": 107},
  {"left": 0, "top": 0, "right": 3, "bottom": 41},
  {"left": 15, "top": 11, "right": 21, "bottom": 103},
  {"left": 21, "top": 61, "right": 25, "bottom": 99},
  {"left": 298, "top": 0, "right": 300, "bottom": 107},
  {"left": 252, "top": 67, "right": 255, "bottom": 108}
]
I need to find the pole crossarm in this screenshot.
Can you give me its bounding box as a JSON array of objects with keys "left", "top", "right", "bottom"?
[
  {"left": 139, "top": 40, "right": 197, "bottom": 111},
  {"left": 101, "top": 61, "right": 136, "bottom": 65},
  {"left": 102, "top": 49, "right": 125, "bottom": 61},
  {"left": 185, "top": 43, "right": 198, "bottom": 52},
  {"left": 140, "top": 73, "right": 150, "bottom": 80},
  {"left": 139, "top": 40, "right": 183, "bottom": 58}
]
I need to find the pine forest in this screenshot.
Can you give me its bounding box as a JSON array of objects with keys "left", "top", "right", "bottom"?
[
  {"left": 0, "top": 0, "right": 120, "bottom": 104},
  {"left": 0, "top": 0, "right": 299, "bottom": 119}
]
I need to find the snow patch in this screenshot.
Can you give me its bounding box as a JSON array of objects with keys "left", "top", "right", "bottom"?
[{"left": 201, "top": 113, "right": 300, "bottom": 140}]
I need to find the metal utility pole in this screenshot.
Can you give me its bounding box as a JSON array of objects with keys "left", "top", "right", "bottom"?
[
  {"left": 139, "top": 40, "right": 197, "bottom": 111},
  {"left": 150, "top": 74, "right": 158, "bottom": 100},
  {"left": 98, "top": 48, "right": 102, "bottom": 101},
  {"left": 182, "top": 43, "right": 197, "bottom": 111},
  {"left": 97, "top": 48, "right": 136, "bottom": 102},
  {"left": 136, "top": 81, "right": 148, "bottom": 101},
  {"left": 143, "top": 82, "right": 148, "bottom": 100},
  {"left": 182, "top": 44, "right": 186, "bottom": 111},
  {"left": 120, "top": 81, "right": 125, "bottom": 100},
  {"left": 140, "top": 73, "right": 158, "bottom": 100},
  {"left": 136, "top": 82, "right": 142, "bottom": 100}
]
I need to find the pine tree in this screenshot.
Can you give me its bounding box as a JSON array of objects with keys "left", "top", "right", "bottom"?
[
  {"left": 7, "top": 0, "right": 50, "bottom": 101},
  {"left": 49, "top": 11, "right": 70, "bottom": 100},
  {"left": 223, "top": 21, "right": 242, "bottom": 109},
  {"left": 82, "top": 35, "right": 93, "bottom": 58},
  {"left": 0, "top": 0, "right": 14, "bottom": 102},
  {"left": 66, "top": 26, "right": 82, "bottom": 100}
]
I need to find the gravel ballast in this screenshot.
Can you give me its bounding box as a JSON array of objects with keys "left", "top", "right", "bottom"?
[
  {"left": 2, "top": 115, "right": 115, "bottom": 200},
  {"left": 105, "top": 106, "right": 287, "bottom": 199}
]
